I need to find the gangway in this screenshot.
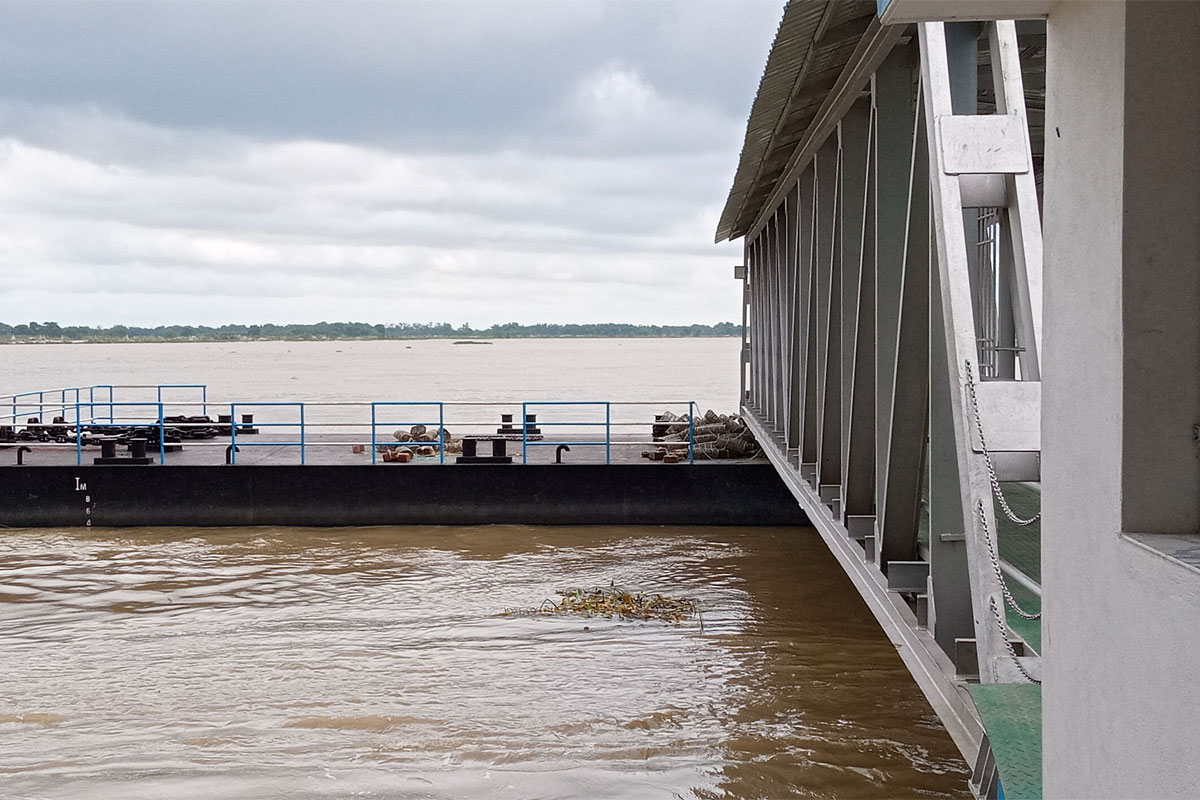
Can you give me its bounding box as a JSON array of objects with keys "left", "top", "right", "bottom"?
[{"left": 717, "top": 7, "right": 1047, "bottom": 795}]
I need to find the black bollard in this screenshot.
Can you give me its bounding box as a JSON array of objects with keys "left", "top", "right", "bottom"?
[
  {"left": 555, "top": 444, "right": 571, "bottom": 463},
  {"left": 16, "top": 446, "right": 31, "bottom": 465},
  {"left": 225, "top": 445, "right": 239, "bottom": 464},
  {"left": 129, "top": 437, "right": 148, "bottom": 460},
  {"left": 456, "top": 436, "right": 512, "bottom": 464},
  {"left": 100, "top": 439, "right": 117, "bottom": 459}
]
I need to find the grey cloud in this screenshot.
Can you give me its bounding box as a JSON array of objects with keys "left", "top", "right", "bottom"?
[
  {"left": 0, "top": 1, "right": 780, "bottom": 150},
  {"left": 0, "top": 1, "right": 774, "bottom": 328}
]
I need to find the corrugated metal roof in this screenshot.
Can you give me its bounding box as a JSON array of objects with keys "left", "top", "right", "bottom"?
[{"left": 716, "top": 0, "right": 880, "bottom": 243}]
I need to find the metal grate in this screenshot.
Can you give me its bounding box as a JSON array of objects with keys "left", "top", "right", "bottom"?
[{"left": 975, "top": 207, "right": 1003, "bottom": 378}]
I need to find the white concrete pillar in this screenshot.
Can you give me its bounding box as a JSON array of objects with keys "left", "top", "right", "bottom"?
[{"left": 1043, "top": 2, "right": 1200, "bottom": 796}]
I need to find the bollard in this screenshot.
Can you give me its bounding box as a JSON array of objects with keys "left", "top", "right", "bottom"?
[
  {"left": 129, "top": 437, "right": 148, "bottom": 460},
  {"left": 555, "top": 444, "right": 571, "bottom": 464},
  {"left": 456, "top": 436, "right": 512, "bottom": 464},
  {"left": 100, "top": 439, "right": 117, "bottom": 460},
  {"left": 225, "top": 445, "right": 239, "bottom": 464},
  {"left": 16, "top": 446, "right": 31, "bottom": 465}
]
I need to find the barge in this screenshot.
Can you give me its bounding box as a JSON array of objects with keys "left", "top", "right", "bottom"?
[{"left": 1, "top": 383, "right": 806, "bottom": 529}]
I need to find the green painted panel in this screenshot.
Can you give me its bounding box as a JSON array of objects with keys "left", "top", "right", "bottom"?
[{"left": 969, "top": 684, "right": 1042, "bottom": 800}]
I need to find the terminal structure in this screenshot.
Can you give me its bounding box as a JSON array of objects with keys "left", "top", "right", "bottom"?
[{"left": 720, "top": 1, "right": 1200, "bottom": 797}]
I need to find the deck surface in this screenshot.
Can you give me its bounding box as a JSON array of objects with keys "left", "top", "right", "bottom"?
[
  {"left": 969, "top": 683, "right": 1043, "bottom": 800},
  {"left": 3, "top": 433, "right": 761, "bottom": 468}
]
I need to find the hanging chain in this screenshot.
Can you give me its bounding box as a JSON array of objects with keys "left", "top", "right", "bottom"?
[
  {"left": 977, "top": 501, "right": 1040, "bottom": 620},
  {"left": 963, "top": 359, "right": 1041, "bottom": 526},
  {"left": 988, "top": 596, "right": 1040, "bottom": 684}
]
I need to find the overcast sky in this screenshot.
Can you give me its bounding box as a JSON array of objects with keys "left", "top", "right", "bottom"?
[{"left": 0, "top": 1, "right": 782, "bottom": 328}]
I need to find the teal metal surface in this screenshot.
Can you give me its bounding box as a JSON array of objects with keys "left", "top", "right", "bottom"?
[
  {"left": 995, "top": 482, "right": 1041, "bottom": 582},
  {"left": 969, "top": 684, "right": 1042, "bottom": 800}
]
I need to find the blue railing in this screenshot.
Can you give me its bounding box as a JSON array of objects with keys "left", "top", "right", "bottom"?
[
  {"left": 370, "top": 402, "right": 445, "bottom": 464},
  {"left": 229, "top": 402, "right": 305, "bottom": 465},
  {"left": 71, "top": 401, "right": 167, "bottom": 465},
  {"left": 4, "top": 383, "right": 175, "bottom": 427},
  {"left": 157, "top": 384, "right": 207, "bottom": 417},
  {"left": 3, "top": 384, "right": 705, "bottom": 467},
  {"left": 521, "top": 401, "right": 612, "bottom": 464}
]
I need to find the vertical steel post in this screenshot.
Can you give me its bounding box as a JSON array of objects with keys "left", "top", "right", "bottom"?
[
  {"left": 75, "top": 400, "right": 82, "bottom": 466},
  {"left": 299, "top": 403, "right": 306, "bottom": 465},
  {"left": 689, "top": 401, "right": 695, "bottom": 464},
  {"left": 521, "top": 402, "right": 528, "bottom": 465},
  {"left": 439, "top": 403, "right": 445, "bottom": 464},
  {"left": 605, "top": 402, "right": 611, "bottom": 465},
  {"left": 371, "top": 402, "right": 377, "bottom": 464},
  {"left": 230, "top": 403, "right": 238, "bottom": 464},
  {"left": 157, "top": 402, "right": 165, "bottom": 465}
]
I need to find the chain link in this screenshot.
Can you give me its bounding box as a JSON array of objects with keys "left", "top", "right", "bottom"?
[
  {"left": 977, "top": 500, "right": 1041, "bottom": 620},
  {"left": 988, "top": 596, "right": 1040, "bottom": 684},
  {"left": 963, "top": 360, "right": 1041, "bottom": 526}
]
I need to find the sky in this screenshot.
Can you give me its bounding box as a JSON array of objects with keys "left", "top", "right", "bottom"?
[{"left": 0, "top": 1, "right": 783, "bottom": 328}]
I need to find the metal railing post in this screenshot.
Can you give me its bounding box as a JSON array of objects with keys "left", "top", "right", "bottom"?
[
  {"left": 689, "top": 401, "right": 695, "bottom": 464},
  {"left": 605, "top": 402, "right": 611, "bottom": 464},
  {"left": 371, "top": 402, "right": 378, "bottom": 464},
  {"left": 75, "top": 401, "right": 82, "bottom": 466},
  {"left": 230, "top": 403, "right": 238, "bottom": 464},
  {"left": 158, "top": 401, "right": 165, "bottom": 464},
  {"left": 202, "top": 385, "right": 208, "bottom": 417},
  {"left": 439, "top": 402, "right": 445, "bottom": 464},
  {"left": 300, "top": 403, "right": 306, "bottom": 465},
  {"left": 522, "top": 402, "right": 528, "bottom": 465},
  {"left": 38, "top": 391, "right": 44, "bottom": 421}
]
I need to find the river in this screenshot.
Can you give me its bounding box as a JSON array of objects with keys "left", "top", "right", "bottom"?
[{"left": 1, "top": 340, "right": 969, "bottom": 798}]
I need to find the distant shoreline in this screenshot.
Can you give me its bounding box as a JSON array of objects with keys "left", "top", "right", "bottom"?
[
  {"left": 1, "top": 321, "right": 741, "bottom": 344},
  {"left": 2, "top": 333, "right": 741, "bottom": 345}
]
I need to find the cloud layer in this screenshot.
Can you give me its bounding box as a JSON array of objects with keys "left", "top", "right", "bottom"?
[{"left": 0, "top": 1, "right": 782, "bottom": 327}]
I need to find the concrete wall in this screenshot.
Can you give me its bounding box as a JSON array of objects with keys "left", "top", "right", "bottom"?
[{"left": 1043, "top": 2, "right": 1200, "bottom": 796}]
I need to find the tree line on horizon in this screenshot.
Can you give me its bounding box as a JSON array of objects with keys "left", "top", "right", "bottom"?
[{"left": 1, "top": 320, "right": 741, "bottom": 342}]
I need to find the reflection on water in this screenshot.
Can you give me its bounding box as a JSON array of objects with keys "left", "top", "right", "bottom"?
[{"left": 0, "top": 526, "right": 968, "bottom": 798}]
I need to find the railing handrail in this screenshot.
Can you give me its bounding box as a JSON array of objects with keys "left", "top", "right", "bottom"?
[{"left": 7, "top": 388, "right": 707, "bottom": 467}]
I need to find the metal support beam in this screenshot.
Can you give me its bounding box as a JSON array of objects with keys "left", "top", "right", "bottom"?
[{"left": 877, "top": 69, "right": 930, "bottom": 571}]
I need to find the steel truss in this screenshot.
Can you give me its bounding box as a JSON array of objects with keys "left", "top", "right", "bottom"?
[{"left": 739, "top": 20, "right": 1043, "bottom": 764}]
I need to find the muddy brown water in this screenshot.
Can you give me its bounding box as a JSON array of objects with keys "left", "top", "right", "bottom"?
[{"left": 0, "top": 525, "right": 969, "bottom": 798}]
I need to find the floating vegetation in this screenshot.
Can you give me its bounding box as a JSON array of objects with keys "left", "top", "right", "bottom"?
[{"left": 501, "top": 585, "right": 702, "bottom": 625}]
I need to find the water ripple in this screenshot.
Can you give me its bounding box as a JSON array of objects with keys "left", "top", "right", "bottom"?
[{"left": 0, "top": 525, "right": 969, "bottom": 798}]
